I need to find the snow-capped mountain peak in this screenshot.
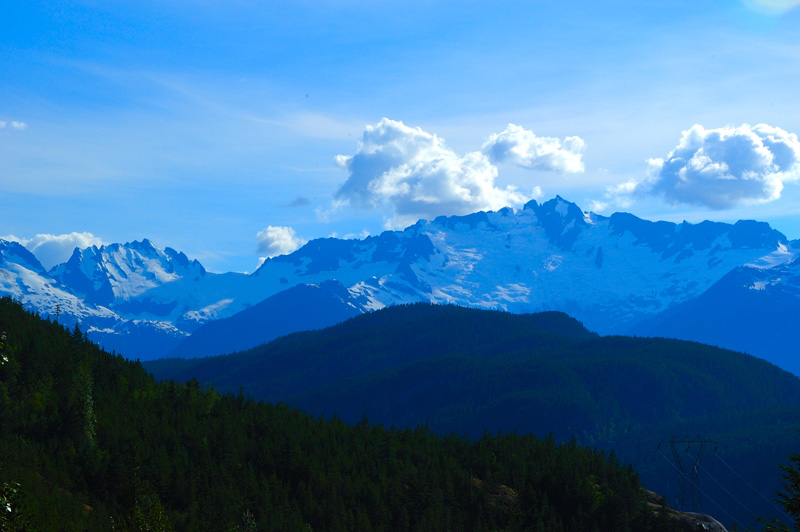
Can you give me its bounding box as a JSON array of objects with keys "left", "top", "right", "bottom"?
[
  {"left": 0, "top": 239, "right": 118, "bottom": 331},
  {"left": 525, "top": 196, "right": 587, "bottom": 250},
  {"left": 50, "top": 239, "right": 206, "bottom": 306},
  {"left": 4, "top": 197, "right": 798, "bottom": 361},
  {"left": 0, "top": 239, "right": 48, "bottom": 275},
  {"left": 252, "top": 197, "right": 791, "bottom": 333}
]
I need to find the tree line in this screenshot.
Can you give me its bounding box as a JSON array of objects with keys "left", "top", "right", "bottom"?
[{"left": 0, "top": 296, "right": 681, "bottom": 531}]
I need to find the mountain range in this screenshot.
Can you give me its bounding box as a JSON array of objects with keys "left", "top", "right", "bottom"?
[{"left": 2, "top": 196, "right": 799, "bottom": 372}]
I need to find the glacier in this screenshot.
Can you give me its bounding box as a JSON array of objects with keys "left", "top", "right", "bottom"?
[{"left": 2, "top": 196, "right": 797, "bottom": 361}]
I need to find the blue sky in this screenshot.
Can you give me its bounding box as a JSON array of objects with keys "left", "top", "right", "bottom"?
[{"left": 3, "top": 1, "right": 800, "bottom": 272}]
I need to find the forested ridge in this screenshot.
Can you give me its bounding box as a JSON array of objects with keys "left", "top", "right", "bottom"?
[
  {"left": 0, "top": 297, "right": 680, "bottom": 531},
  {"left": 148, "top": 303, "right": 800, "bottom": 529},
  {"left": 148, "top": 303, "right": 800, "bottom": 443}
]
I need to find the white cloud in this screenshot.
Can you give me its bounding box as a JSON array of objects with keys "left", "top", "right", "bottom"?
[
  {"left": 641, "top": 123, "right": 800, "bottom": 209},
  {"left": 743, "top": 0, "right": 800, "bottom": 15},
  {"left": 0, "top": 121, "right": 27, "bottom": 130},
  {"left": 0, "top": 234, "right": 25, "bottom": 246},
  {"left": 256, "top": 226, "right": 306, "bottom": 261},
  {"left": 588, "top": 200, "right": 609, "bottom": 212},
  {"left": 481, "top": 123, "right": 585, "bottom": 173},
  {"left": 328, "top": 229, "right": 371, "bottom": 240},
  {"left": 2, "top": 232, "right": 105, "bottom": 270},
  {"left": 334, "top": 118, "right": 534, "bottom": 229},
  {"left": 590, "top": 180, "right": 639, "bottom": 212}
]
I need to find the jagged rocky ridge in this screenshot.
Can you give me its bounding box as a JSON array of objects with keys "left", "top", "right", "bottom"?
[{"left": 2, "top": 196, "right": 798, "bottom": 363}]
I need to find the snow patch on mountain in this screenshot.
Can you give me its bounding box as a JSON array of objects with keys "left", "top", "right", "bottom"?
[
  {"left": 3, "top": 196, "right": 796, "bottom": 359},
  {"left": 181, "top": 298, "right": 236, "bottom": 325},
  {"left": 0, "top": 239, "right": 119, "bottom": 329},
  {"left": 50, "top": 239, "right": 206, "bottom": 307},
  {"left": 745, "top": 242, "right": 797, "bottom": 269},
  {"left": 253, "top": 196, "right": 789, "bottom": 333}
]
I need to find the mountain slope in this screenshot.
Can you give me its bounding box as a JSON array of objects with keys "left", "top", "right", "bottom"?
[
  {"left": 169, "top": 197, "right": 794, "bottom": 361},
  {"left": 147, "top": 304, "right": 799, "bottom": 438},
  {"left": 4, "top": 196, "right": 796, "bottom": 361},
  {"left": 630, "top": 255, "right": 800, "bottom": 375},
  {"left": 254, "top": 197, "right": 791, "bottom": 335},
  {"left": 0, "top": 239, "right": 119, "bottom": 330},
  {"left": 148, "top": 304, "right": 599, "bottom": 404},
  {"left": 146, "top": 303, "right": 800, "bottom": 529},
  {"left": 0, "top": 296, "right": 681, "bottom": 532},
  {"left": 50, "top": 238, "right": 207, "bottom": 307},
  {"left": 168, "top": 279, "right": 367, "bottom": 358}
]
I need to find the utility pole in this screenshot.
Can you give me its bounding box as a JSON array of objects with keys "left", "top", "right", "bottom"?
[{"left": 657, "top": 436, "right": 718, "bottom": 512}]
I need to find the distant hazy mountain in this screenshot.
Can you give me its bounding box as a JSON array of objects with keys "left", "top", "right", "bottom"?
[
  {"left": 168, "top": 280, "right": 367, "bottom": 358},
  {"left": 3, "top": 196, "right": 798, "bottom": 363},
  {"left": 631, "top": 255, "right": 800, "bottom": 375}
]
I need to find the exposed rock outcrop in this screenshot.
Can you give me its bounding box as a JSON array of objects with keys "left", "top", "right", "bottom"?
[{"left": 645, "top": 490, "right": 728, "bottom": 532}]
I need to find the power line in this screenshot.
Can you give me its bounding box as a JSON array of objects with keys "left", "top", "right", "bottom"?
[
  {"left": 657, "top": 450, "right": 740, "bottom": 525},
  {"left": 713, "top": 453, "right": 792, "bottom": 523},
  {"left": 690, "top": 452, "right": 758, "bottom": 523},
  {"left": 657, "top": 437, "right": 717, "bottom": 512}
]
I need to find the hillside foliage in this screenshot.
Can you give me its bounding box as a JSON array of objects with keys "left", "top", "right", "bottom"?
[
  {"left": 0, "top": 297, "right": 680, "bottom": 531},
  {"left": 148, "top": 303, "right": 800, "bottom": 529}
]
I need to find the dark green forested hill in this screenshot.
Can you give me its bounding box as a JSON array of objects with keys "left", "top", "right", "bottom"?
[
  {"left": 0, "top": 297, "right": 680, "bottom": 531},
  {"left": 146, "top": 303, "right": 800, "bottom": 441},
  {"left": 146, "top": 303, "right": 800, "bottom": 529},
  {"left": 147, "top": 304, "right": 599, "bottom": 409}
]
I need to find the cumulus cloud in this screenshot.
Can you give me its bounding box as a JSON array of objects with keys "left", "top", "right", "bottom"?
[
  {"left": 481, "top": 123, "right": 585, "bottom": 173},
  {"left": 589, "top": 180, "right": 639, "bottom": 212},
  {"left": 333, "top": 118, "right": 536, "bottom": 229},
  {"left": 642, "top": 123, "right": 800, "bottom": 209},
  {"left": 2, "top": 232, "right": 105, "bottom": 270},
  {"left": 256, "top": 225, "right": 306, "bottom": 261}
]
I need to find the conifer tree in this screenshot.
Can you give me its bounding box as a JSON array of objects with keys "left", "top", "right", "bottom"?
[{"left": 765, "top": 453, "right": 800, "bottom": 531}]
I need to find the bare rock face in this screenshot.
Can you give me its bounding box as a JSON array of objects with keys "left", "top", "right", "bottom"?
[
  {"left": 676, "top": 512, "right": 728, "bottom": 532},
  {"left": 645, "top": 490, "right": 728, "bottom": 532}
]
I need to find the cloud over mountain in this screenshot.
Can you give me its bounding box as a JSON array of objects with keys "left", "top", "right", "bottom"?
[
  {"left": 644, "top": 123, "right": 800, "bottom": 209},
  {"left": 481, "top": 123, "right": 585, "bottom": 173},
  {"left": 257, "top": 226, "right": 306, "bottom": 261},
  {"left": 333, "top": 118, "right": 536, "bottom": 228},
  {"left": 1, "top": 232, "right": 104, "bottom": 270},
  {"left": 589, "top": 180, "right": 638, "bottom": 213}
]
